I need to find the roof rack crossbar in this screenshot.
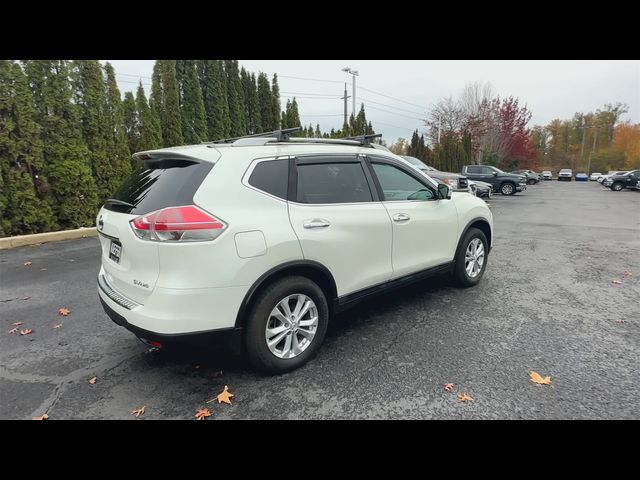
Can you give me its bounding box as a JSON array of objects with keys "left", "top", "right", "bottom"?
[
  {"left": 341, "top": 133, "right": 383, "bottom": 145},
  {"left": 205, "top": 127, "right": 302, "bottom": 144}
]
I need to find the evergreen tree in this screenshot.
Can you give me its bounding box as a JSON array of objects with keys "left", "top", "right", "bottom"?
[
  {"left": 0, "top": 61, "right": 55, "bottom": 235},
  {"left": 23, "top": 60, "right": 98, "bottom": 228},
  {"left": 136, "top": 82, "right": 162, "bottom": 151},
  {"left": 200, "top": 60, "right": 229, "bottom": 140},
  {"left": 315, "top": 124, "right": 322, "bottom": 138},
  {"left": 176, "top": 60, "right": 207, "bottom": 144},
  {"left": 286, "top": 98, "right": 301, "bottom": 135},
  {"left": 224, "top": 60, "right": 246, "bottom": 136},
  {"left": 122, "top": 91, "right": 139, "bottom": 153},
  {"left": 104, "top": 63, "right": 131, "bottom": 187},
  {"left": 257, "top": 72, "right": 273, "bottom": 132},
  {"left": 74, "top": 60, "right": 112, "bottom": 201},
  {"left": 150, "top": 60, "right": 183, "bottom": 147},
  {"left": 270, "top": 74, "right": 281, "bottom": 131},
  {"left": 241, "top": 69, "right": 261, "bottom": 134}
]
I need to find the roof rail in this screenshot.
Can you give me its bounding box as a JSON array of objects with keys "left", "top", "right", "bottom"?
[{"left": 204, "top": 127, "right": 302, "bottom": 144}]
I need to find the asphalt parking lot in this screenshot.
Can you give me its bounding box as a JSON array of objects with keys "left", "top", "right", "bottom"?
[{"left": 1, "top": 181, "right": 639, "bottom": 419}]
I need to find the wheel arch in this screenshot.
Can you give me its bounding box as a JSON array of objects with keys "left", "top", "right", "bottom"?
[
  {"left": 235, "top": 260, "right": 338, "bottom": 328},
  {"left": 455, "top": 217, "right": 493, "bottom": 261}
]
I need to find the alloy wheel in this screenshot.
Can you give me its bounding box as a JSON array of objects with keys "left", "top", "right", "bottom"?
[
  {"left": 465, "top": 238, "right": 485, "bottom": 278},
  {"left": 265, "top": 294, "right": 318, "bottom": 359}
]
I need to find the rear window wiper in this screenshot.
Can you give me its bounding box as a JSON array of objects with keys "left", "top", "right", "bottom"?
[{"left": 104, "top": 198, "right": 135, "bottom": 209}]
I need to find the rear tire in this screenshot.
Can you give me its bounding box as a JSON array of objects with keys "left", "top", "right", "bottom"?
[
  {"left": 244, "top": 276, "right": 329, "bottom": 374},
  {"left": 453, "top": 228, "right": 489, "bottom": 288}
]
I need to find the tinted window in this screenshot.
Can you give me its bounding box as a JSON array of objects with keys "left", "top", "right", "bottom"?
[
  {"left": 296, "top": 162, "right": 372, "bottom": 204},
  {"left": 248, "top": 159, "right": 288, "bottom": 199},
  {"left": 466, "top": 166, "right": 481, "bottom": 174},
  {"left": 372, "top": 163, "right": 434, "bottom": 201},
  {"left": 481, "top": 167, "right": 495, "bottom": 174},
  {"left": 106, "top": 158, "right": 213, "bottom": 215}
]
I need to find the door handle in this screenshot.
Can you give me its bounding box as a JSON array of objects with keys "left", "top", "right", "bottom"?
[
  {"left": 392, "top": 213, "right": 410, "bottom": 222},
  {"left": 303, "top": 219, "right": 331, "bottom": 229}
]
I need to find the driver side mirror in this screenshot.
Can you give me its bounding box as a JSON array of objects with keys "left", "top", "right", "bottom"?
[
  {"left": 493, "top": 172, "right": 498, "bottom": 176},
  {"left": 437, "top": 183, "right": 451, "bottom": 200}
]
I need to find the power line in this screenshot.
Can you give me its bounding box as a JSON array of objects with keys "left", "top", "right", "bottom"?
[
  {"left": 359, "top": 85, "right": 426, "bottom": 110},
  {"left": 299, "top": 114, "right": 343, "bottom": 117},
  {"left": 279, "top": 74, "right": 343, "bottom": 84},
  {"left": 116, "top": 72, "right": 152, "bottom": 80},
  {"left": 281, "top": 95, "right": 341, "bottom": 100},
  {"left": 363, "top": 104, "right": 424, "bottom": 121},
  {"left": 281, "top": 91, "right": 341, "bottom": 97},
  {"left": 368, "top": 119, "right": 421, "bottom": 133},
  {"left": 359, "top": 96, "right": 425, "bottom": 116}
]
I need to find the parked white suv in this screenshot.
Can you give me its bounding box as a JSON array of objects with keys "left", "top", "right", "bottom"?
[
  {"left": 558, "top": 168, "right": 573, "bottom": 181},
  {"left": 96, "top": 130, "right": 493, "bottom": 373}
]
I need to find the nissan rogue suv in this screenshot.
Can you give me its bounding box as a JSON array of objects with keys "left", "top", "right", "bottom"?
[{"left": 97, "top": 129, "right": 493, "bottom": 374}]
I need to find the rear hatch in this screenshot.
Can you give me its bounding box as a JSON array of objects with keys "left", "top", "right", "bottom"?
[{"left": 97, "top": 153, "right": 213, "bottom": 304}]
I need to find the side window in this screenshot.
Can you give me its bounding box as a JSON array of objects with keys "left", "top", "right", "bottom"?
[
  {"left": 481, "top": 167, "right": 495, "bottom": 174},
  {"left": 372, "top": 163, "right": 434, "bottom": 201},
  {"left": 296, "top": 162, "right": 372, "bottom": 204},
  {"left": 248, "top": 159, "right": 289, "bottom": 200},
  {"left": 466, "top": 166, "right": 481, "bottom": 174}
]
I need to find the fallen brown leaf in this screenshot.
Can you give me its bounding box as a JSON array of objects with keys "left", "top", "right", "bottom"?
[
  {"left": 20, "top": 329, "right": 34, "bottom": 335},
  {"left": 40, "top": 268, "right": 47, "bottom": 271},
  {"left": 8, "top": 327, "right": 19, "bottom": 334},
  {"left": 13, "top": 321, "right": 23, "bottom": 326},
  {"left": 443, "top": 383, "right": 454, "bottom": 392},
  {"left": 88, "top": 376, "right": 97, "bottom": 385},
  {"left": 131, "top": 406, "right": 145, "bottom": 417},
  {"left": 24, "top": 261, "right": 32, "bottom": 267},
  {"left": 611, "top": 280, "right": 623, "bottom": 285},
  {"left": 623, "top": 271, "right": 633, "bottom": 277},
  {"left": 58, "top": 307, "right": 70, "bottom": 316},
  {"left": 217, "top": 385, "right": 234, "bottom": 405},
  {"left": 195, "top": 408, "right": 211, "bottom": 420},
  {"left": 53, "top": 323, "right": 63, "bottom": 329},
  {"left": 616, "top": 320, "right": 625, "bottom": 324},
  {"left": 32, "top": 414, "right": 49, "bottom": 420},
  {"left": 530, "top": 371, "right": 552, "bottom": 385},
  {"left": 22, "top": 296, "right": 31, "bottom": 301},
  {"left": 457, "top": 392, "right": 474, "bottom": 402}
]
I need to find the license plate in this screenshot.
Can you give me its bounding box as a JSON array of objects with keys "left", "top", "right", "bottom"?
[{"left": 109, "top": 240, "right": 122, "bottom": 264}]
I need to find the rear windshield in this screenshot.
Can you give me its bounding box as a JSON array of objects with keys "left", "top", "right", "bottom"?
[{"left": 105, "top": 158, "right": 213, "bottom": 214}]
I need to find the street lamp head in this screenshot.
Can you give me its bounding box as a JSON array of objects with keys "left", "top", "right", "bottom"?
[
  {"left": 342, "top": 67, "right": 351, "bottom": 73},
  {"left": 351, "top": 70, "right": 359, "bottom": 76}
]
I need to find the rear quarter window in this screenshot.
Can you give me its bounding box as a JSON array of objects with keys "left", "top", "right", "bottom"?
[{"left": 247, "top": 159, "right": 289, "bottom": 200}]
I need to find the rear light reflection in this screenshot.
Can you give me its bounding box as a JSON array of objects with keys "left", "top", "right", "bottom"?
[{"left": 130, "top": 205, "right": 226, "bottom": 242}]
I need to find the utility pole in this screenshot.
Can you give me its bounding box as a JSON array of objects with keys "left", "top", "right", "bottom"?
[
  {"left": 580, "top": 123, "right": 587, "bottom": 164},
  {"left": 587, "top": 128, "right": 598, "bottom": 174},
  {"left": 340, "top": 83, "right": 351, "bottom": 127},
  {"left": 341, "top": 67, "right": 359, "bottom": 118}
]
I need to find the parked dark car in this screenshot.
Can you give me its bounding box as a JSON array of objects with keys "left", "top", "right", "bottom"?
[
  {"left": 604, "top": 170, "right": 640, "bottom": 191},
  {"left": 470, "top": 180, "right": 492, "bottom": 198},
  {"left": 511, "top": 170, "right": 541, "bottom": 184},
  {"left": 400, "top": 156, "right": 470, "bottom": 193},
  {"left": 461, "top": 165, "right": 527, "bottom": 195}
]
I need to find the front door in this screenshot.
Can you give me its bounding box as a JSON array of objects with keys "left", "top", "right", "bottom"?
[{"left": 368, "top": 158, "right": 458, "bottom": 279}]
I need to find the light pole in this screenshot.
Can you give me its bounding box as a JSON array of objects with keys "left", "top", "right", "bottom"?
[{"left": 342, "top": 67, "right": 359, "bottom": 118}]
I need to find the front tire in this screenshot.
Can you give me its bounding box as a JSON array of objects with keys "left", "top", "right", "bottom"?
[
  {"left": 244, "top": 276, "right": 329, "bottom": 374},
  {"left": 611, "top": 182, "right": 624, "bottom": 191},
  {"left": 500, "top": 182, "right": 515, "bottom": 195},
  {"left": 454, "top": 228, "right": 489, "bottom": 287}
]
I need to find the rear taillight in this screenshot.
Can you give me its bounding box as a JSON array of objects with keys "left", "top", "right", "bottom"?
[{"left": 130, "top": 205, "right": 226, "bottom": 242}]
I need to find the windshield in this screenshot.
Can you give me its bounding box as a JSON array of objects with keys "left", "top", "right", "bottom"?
[{"left": 493, "top": 167, "right": 506, "bottom": 174}]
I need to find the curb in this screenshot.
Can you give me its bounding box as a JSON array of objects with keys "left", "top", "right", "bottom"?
[{"left": 0, "top": 227, "right": 97, "bottom": 249}]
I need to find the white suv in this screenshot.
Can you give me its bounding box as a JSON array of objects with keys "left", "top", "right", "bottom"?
[{"left": 97, "top": 130, "right": 493, "bottom": 373}]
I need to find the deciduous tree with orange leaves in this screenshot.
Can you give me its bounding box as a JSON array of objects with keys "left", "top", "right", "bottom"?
[{"left": 613, "top": 122, "right": 640, "bottom": 170}]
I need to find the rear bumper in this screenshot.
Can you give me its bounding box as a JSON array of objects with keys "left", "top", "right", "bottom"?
[
  {"left": 97, "top": 268, "right": 248, "bottom": 335},
  {"left": 99, "top": 296, "right": 241, "bottom": 346}
]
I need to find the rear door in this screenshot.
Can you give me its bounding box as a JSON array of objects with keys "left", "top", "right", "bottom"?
[
  {"left": 98, "top": 155, "right": 213, "bottom": 304},
  {"left": 287, "top": 155, "right": 393, "bottom": 296}
]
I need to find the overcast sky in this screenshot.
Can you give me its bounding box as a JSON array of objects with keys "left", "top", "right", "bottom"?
[{"left": 104, "top": 60, "right": 640, "bottom": 143}]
